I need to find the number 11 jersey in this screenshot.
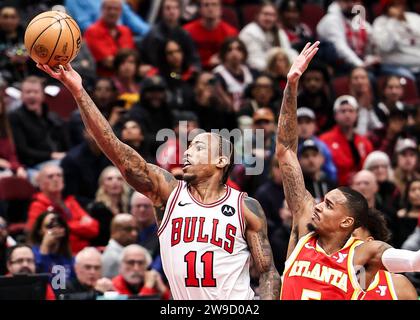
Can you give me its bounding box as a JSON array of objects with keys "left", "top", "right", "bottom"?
[{"left": 158, "top": 181, "right": 255, "bottom": 300}]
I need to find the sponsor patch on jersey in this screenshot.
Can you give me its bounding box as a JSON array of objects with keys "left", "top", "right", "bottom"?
[{"left": 221, "top": 205, "right": 235, "bottom": 216}]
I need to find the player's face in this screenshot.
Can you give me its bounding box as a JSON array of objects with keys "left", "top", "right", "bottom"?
[
  {"left": 183, "top": 133, "right": 221, "bottom": 183},
  {"left": 311, "top": 189, "right": 352, "bottom": 234}
]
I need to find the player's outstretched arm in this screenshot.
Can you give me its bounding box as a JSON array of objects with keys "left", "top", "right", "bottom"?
[
  {"left": 37, "top": 64, "right": 177, "bottom": 224},
  {"left": 244, "top": 197, "right": 281, "bottom": 300},
  {"left": 275, "top": 42, "right": 319, "bottom": 250},
  {"left": 355, "top": 240, "right": 420, "bottom": 288}
]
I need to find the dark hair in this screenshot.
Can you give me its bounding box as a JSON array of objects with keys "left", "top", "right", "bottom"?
[
  {"left": 28, "top": 211, "right": 72, "bottom": 259},
  {"left": 94, "top": 77, "right": 118, "bottom": 93},
  {"left": 113, "top": 48, "right": 140, "bottom": 72},
  {"left": 6, "top": 244, "right": 33, "bottom": 263},
  {"left": 361, "top": 208, "right": 392, "bottom": 242},
  {"left": 219, "top": 37, "right": 248, "bottom": 64},
  {"left": 159, "top": 38, "right": 191, "bottom": 76},
  {"left": 279, "top": 0, "right": 303, "bottom": 13},
  {"left": 337, "top": 186, "right": 368, "bottom": 230},
  {"left": 403, "top": 178, "right": 420, "bottom": 213}
]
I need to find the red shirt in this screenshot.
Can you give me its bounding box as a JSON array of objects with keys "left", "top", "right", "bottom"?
[
  {"left": 281, "top": 232, "right": 364, "bottom": 300},
  {"left": 26, "top": 193, "right": 99, "bottom": 254},
  {"left": 319, "top": 126, "right": 373, "bottom": 186},
  {"left": 84, "top": 19, "right": 135, "bottom": 75},
  {"left": 361, "top": 270, "right": 398, "bottom": 300},
  {"left": 112, "top": 274, "right": 171, "bottom": 300},
  {"left": 183, "top": 19, "right": 237, "bottom": 69}
]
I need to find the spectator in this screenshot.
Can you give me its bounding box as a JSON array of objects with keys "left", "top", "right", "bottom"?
[
  {"left": 375, "top": 75, "right": 408, "bottom": 124},
  {"left": 265, "top": 47, "right": 291, "bottom": 92},
  {"left": 8, "top": 76, "right": 69, "bottom": 182},
  {"left": 0, "top": 217, "right": 16, "bottom": 275},
  {"left": 112, "top": 244, "right": 170, "bottom": 299},
  {"left": 6, "top": 244, "right": 55, "bottom": 300},
  {"left": 297, "top": 62, "right": 334, "bottom": 132},
  {"left": 320, "top": 95, "right": 373, "bottom": 186},
  {"left": 298, "top": 138, "right": 336, "bottom": 203},
  {"left": 401, "top": 214, "right": 420, "bottom": 294},
  {"left": 363, "top": 151, "right": 400, "bottom": 213},
  {"left": 156, "top": 111, "right": 199, "bottom": 178},
  {"left": 112, "top": 49, "right": 141, "bottom": 110},
  {"left": 239, "top": 74, "right": 279, "bottom": 118},
  {"left": 269, "top": 199, "right": 292, "bottom": 275},
  {"left": 349, "top": 67, "right": 382, "bottom": 135},
  {"left": 28, "top": 212, "right": 75, "bottom": 281},
  {"left": 393, "top": 138, "right": 419, "bottom": 199},
  {"left": 183, "top": 0, "right": 237, "bottom": 70},
  {"left": 120, "top": 118, "right": 154, "bottom": 164},
  {"left": 397, "top": 178, "right": 420, "bottom": 247},
  {"left": 126, "top": 76, "right": 174, "bottom": 154},
  {"left": 317, "top": 0, "right": 379, "bottom": 72},
  {"left": 59, "top": 247, "right": 114, "bottom": 300},
  {"left": 279, "top": 0, "right": 313, "bottom": 51},
  {"left": 0, "top": 90, "right": 26, "bottom": 179},
  {"left": 147, "top": 38, "right": 197, "bottom": 111},
  {"left": 214, "top": 37, "right": 254, "bottom": 112},
  {"left": 88, "top": 166, "right": 131, "bottom": 247},
  {"left": 351, "top": 169, "right": 398, "bottom": 245},
  {"left": 368, "top": 104, "right": 409, "bottom": 157},
  {"left": 130, "top": 192, "right": 161, "bottom": 273},
  {"left": 239, "top": 2, "right": 296, "bottom": 71},
  {"left": 65, "top": 0, "right": 149, "bottom": 36},
  {"left": 372, "top": 0, "right": 420, "bottom": 82},
  {"left": 254, "top": 158, "right": 285, "bottom": 234},
  {"left": 0, "top": 5, "right": 29, "bottom": 85},
  {"left": 70, "top": 41, "right": 97, "bottom": 92},
  {"left": 192, "top": 72, "right": 237, "bottom": 131},
  {"left": 26, "top": 164, "right": 99, "bottom": 254},
  {"left": 102, "top": 214, "right": 138, "bottom": 279},
  {"left": 139, "top": 0, "right": 200, "bottom": 70},
  {"left": 84, "top": 0, "right": 136, "bottom": 77},
  {"left": 297, "top": 107, "right": 337, "bottom": 182},
  {"left": 68, "top": 78, "right": 120, "bottom": 147}
]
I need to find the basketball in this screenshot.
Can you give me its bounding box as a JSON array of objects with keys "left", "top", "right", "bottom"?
[{"left": 24, "top": 11, "right": 81, "bottom": 68}]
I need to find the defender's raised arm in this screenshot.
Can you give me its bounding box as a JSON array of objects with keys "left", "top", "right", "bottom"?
[{"left": 37, "top": 64, "right": 177, "bottom": 224}]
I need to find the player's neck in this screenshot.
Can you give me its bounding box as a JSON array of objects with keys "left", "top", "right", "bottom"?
[
  {"left": 317, "top": 233, "right": 350, "bottom": 255},
  {"left": 188, "top": 177, "right": 226, "bottom": 204}
]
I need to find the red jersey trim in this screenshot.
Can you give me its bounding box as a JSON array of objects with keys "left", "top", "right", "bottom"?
[
  {"left": 347, "top": 239, "right": 365, "bottom": 299},
  {"left": 187, "top": 184, "right": 231, "bottom": 208},
  {"left": 282, "top": 232, "right": 316, "bottom": 277},
  {"left": 157, "top": 181, "right": 182, "bottom": 237},
  {"left": 384, "top": 271, "right": 398, "bottom": 300},
  {"left": 237, "top": 192, "right": 246, "bottom": 238}
]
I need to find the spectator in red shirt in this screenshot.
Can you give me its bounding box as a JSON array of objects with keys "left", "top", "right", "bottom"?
[
  {"left": 6, "top": 244, "right": 55, "bottom": 300},
  {"left": 320, "top": 95, "right": 373, "bottom": 186},
  {"left": 84, "top": 0, "right": 135, "bottom": 77},
  {"left": 26, "top": 164, "right": 99, "bottom": 254},
  {"left": 183, "top": 0, "right": 237, "bottom": 70},
  {"left": 112, "top": 244, "right": 170, "bottom": 299}
]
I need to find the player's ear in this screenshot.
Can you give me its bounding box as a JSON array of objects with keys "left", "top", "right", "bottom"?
[
  {"left": 216, "top": 155, "right": 229, "bottom": 170},
  {"left": 341, "top": 216, "right": 354, "bottom": 229}
]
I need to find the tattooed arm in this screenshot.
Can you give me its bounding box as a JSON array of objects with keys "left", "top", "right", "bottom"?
[
  {"left": 36, "top": 64, "right": 177, "bottom": 225},
  {"left": 244, "top": 196, "right": 280, "bottom": 300},
  {"left": 275, "top": 42, "right": 319, "bottom": 256}
]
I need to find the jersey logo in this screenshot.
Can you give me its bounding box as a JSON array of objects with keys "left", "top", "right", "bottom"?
[
  {"left": 376, "top": 286, "right": 388, "bottom": 296},
  {"left": 178, "top": 201, "right": 192, "bottom": 207},
  {"left": 334, "top": 253, "right": 348, "bottom": 264},
  {"left": 221, "top": 205, "right": 235, "bottom": 216}
]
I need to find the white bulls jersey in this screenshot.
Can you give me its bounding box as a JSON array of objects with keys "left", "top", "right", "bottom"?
[{"left": 158, "top": 181, "right": 254, "bottom": 300}]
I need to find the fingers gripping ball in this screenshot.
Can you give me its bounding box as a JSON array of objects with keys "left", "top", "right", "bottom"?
[{"left": 24, "top": 11, "right": 81, "bottom": 68}]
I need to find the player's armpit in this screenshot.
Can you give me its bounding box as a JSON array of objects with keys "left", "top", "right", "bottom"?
[{"left": 243, "top": 197, "right": 281, "bottom": 300}]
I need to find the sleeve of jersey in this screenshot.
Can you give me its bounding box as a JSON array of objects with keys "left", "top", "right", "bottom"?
[{"left": 381, "top": 248, "right": 420, "bottom": 273}]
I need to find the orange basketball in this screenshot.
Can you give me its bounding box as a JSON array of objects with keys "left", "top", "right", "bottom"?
[{"left": 24, "top": 11, "right": 81, "bottom": 68}]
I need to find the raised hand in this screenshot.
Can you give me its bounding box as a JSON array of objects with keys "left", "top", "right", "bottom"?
[
  {"left": 36, "top": 63, "right": 82, "bottom": 96},
  {"left": 287, "top": 41, "right": 320, "bottom": 83}
]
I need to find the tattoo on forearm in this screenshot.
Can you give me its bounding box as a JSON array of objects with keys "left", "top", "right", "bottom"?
[
  {"left": 277, "top": 84, "right": 298, "bottom": 154},
  {"left": 281, "top": 163, "right": 308, "bottom": 214}
]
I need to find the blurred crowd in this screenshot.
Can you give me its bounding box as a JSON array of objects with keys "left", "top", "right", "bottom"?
[{"left": 0, "top": 0, "right": 419, "bottom": 299}]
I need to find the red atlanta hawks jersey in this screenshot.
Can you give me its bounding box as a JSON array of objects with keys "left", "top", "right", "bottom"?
[
  {"left": 280, "top": 232, "right": 364, "bottom": 300},
  {"left": 361, "top": 270, "right": 398, "bottom": 300},
  {"left": 158, "top": 181, "right": 254, "bottom": 300}
]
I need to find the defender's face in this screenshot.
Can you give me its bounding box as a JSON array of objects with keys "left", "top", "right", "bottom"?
[{"left": 310, "top": 189, "right": 350, "bottom": 234}]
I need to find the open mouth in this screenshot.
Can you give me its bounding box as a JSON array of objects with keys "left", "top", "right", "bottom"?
[
  {"left": 183, "top": 160, "right": 191, "bottom": 169},
  {"left": 312, "top": 211, "right": 320, "bottom": 221}
]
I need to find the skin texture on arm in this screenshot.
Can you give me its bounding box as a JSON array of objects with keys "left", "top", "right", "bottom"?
[
  {"left": 275, "top": 42, "right": 319, "bottom": 257},
  {"left": 392, "top": 274, "right": 419, "bottom": 300},
  {"left": 243, "top": 196, "right": 280, "bottom": 300},
  {"left": 36, "top": 64, "right": 178, "bottom": 225}
]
